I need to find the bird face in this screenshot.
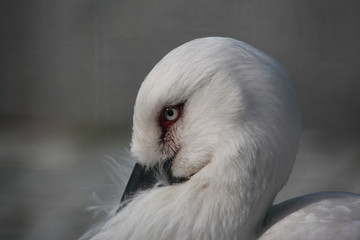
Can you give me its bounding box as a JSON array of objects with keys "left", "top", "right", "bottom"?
[{"left": 120, "top": 37, "right": 301, "bottom": 208}]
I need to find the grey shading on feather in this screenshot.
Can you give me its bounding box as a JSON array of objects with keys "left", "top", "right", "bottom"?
[{"left": 259, "top": 192, "right": 360, "bottom": 240}]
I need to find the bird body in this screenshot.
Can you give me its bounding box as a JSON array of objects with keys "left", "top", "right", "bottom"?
[
  {"left": 82, "top": 37, "right": 360, "bottom": 240},
  {"left": 260, "top": 192, "right": 360, "bottom": 240}
]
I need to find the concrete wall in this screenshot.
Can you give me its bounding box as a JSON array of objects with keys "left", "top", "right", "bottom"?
[{"left": 1, "top": 0, "right": 360, "bottom": 130}]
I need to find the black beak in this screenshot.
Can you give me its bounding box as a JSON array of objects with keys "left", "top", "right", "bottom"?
[
  {"left": 117, "top": 159, "right": 188, "bottom": 213},
  {"left": 120, "top": 163, "right": 159, "bottom": 203}
]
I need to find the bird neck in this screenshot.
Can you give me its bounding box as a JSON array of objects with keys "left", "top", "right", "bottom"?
[{"left": 191, "top": 153, "right": 276, "bottom": 239}]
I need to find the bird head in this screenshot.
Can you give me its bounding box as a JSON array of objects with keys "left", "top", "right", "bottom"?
[{"left": 122, "top": 37, "right": 301, "bottom": 205}]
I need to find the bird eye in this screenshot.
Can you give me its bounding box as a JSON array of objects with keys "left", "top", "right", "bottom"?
[
  {"left": 159, "top": 103, "right": 184, "bottom": 129},
  {"left": 159, "top": 103, "right": 184, "bottom": 140},
  {"left": 164, "top": 107, "right": 179, "bottom": 121}
]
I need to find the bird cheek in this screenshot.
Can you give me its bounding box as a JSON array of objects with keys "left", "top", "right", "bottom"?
[
  {"left": 162, "top": 129, "right": 180, "bottom": 158},
  {"left": 131, "top": 133, "right": 163, "bottom": 166}
]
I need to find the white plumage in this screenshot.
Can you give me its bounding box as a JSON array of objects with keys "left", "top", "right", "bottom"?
[{"left": 82, "top": 37, "right": 360, "bottom": 240}]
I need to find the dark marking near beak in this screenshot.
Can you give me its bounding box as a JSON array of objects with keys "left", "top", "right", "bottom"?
[
  {"left": 120, "top": 163, "right": 157, "bottom": 202},
  {"left": 116, "top": 157, "right": 189, "bottom": 213}
]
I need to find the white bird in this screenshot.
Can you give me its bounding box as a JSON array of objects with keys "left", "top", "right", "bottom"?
[{"left": 82, "top": 37, "right": 360, "bottom": 240}]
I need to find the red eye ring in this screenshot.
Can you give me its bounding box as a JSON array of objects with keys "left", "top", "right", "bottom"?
[{"left": 159, "top": 103, "right": 184, "bottom": 137}]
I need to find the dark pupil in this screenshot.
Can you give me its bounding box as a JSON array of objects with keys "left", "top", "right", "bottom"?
[{"left": 166, "top": 109, "right": 174, "bottom": 117}]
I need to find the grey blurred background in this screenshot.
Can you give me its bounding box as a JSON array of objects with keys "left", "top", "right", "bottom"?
[{"left": 1, "top": 0, "right": 359, "bottom": 239}]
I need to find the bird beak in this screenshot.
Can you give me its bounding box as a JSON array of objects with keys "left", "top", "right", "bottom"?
[
  {"left": 117, "top": 159, "right": 188, "bottom": 213},
  {"left": 120, "top": 163, "right": 159, "bottom": 203}
]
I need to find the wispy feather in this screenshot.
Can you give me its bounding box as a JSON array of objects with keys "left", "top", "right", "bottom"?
[{"left": 80, "top": 150, "right": 134, "bottom": 240}]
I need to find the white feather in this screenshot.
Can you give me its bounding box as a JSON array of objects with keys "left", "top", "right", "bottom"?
[
  {"left": 81, "top": 37, "right": 360, "bottom": 240},
  {"left": 260, "top": 192, "right": 360, "bottom": 240}
]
